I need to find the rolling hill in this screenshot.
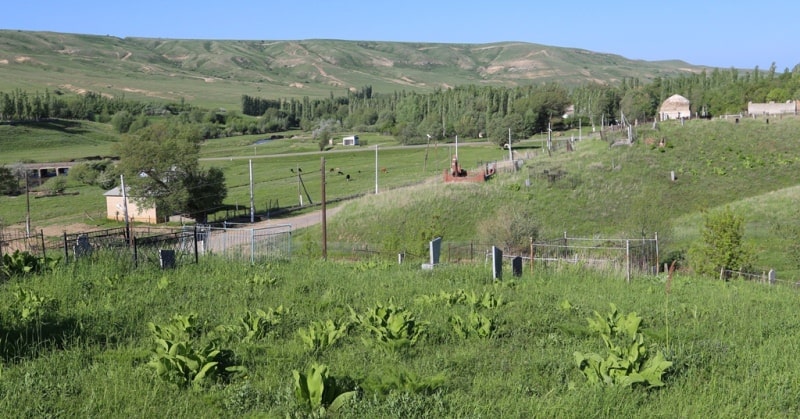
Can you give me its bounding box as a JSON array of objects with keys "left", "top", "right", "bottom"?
[{"left": 0, "top": 30, "right": 708, "bottom": 108}]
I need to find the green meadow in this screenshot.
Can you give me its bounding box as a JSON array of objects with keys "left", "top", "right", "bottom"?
[{"left": 1, "top": 255, "right": 799, "bottom": 417}]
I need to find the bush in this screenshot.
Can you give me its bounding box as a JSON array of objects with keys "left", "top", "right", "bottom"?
[
  {"left": 688, "top": 207, "right": 754, "bottom": 277},
  {"left": 39, "top": 176, "right": 67, "bottom": 195},
  {"left": 477, "top": 205, "right": 538, "bottom": 254}
]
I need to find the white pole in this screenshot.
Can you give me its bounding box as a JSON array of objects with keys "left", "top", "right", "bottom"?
[
  {"left": 507, "top": 128, "right": 513, "bottom": 162},
  {"left": 249, "top": 159, "right": 254, "bottom": 223},
  {"left": 120, "top": 174, "right": 130, "bottom": 244},
  {"left": 455, "top": 135, "right": 458, "bottom": 158},
  {"left": 374, "top": 144, "right": 379, "bottom": 194}
]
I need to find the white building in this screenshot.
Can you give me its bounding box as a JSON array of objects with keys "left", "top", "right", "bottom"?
[{"left": 342, "top": 135, "right": 359, "bottom": 146}]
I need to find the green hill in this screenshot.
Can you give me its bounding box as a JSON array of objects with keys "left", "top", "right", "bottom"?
[
  {"left": 0, "top": 30, "right": 708, "bottom": 108},
  {"left": 315, "top": 116, "right": 800, "bottom": 276}
]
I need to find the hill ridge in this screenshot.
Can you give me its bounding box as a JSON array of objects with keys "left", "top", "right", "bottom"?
[{"left": 0, "top": 30, "right": 708, "bottom": 107}]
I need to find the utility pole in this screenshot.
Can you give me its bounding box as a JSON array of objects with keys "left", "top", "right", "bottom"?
[
  {"left": 507, "top": 128, "right": 513, "bottom": 162},
  {"left": 120, "top": 174, "right": 131, "bottom": 246},
  {"left": 249, "top": 159, "right": 254, "bottom": 223},
  {"left": 25, "top": 170, "right": 31, "bottom": 236},
  {"left": 374, "top": 144, "right": 379, "bottom": 194},
  {"left": 321, "top": 157, "right": 327, "bottom": 261}
]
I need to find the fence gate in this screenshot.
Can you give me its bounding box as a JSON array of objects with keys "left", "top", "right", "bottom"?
[{"left": 198, "top": 224, "right": 292, "bottom": 263}]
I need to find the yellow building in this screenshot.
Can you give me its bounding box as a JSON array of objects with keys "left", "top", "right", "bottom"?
[{"left": 104, "top": 187, "right": 164, "bottom": 224}]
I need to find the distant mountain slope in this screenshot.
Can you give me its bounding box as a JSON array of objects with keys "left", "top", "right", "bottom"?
[{"left": 0, "top": 30, "right": 708, "bottom": 107}]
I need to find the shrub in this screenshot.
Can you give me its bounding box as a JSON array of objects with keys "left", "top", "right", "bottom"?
[{"left": 688, "top": 207, "right": 754, "bottom": 277}]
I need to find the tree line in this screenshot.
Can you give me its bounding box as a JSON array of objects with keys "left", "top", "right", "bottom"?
[{"left": 241, "top": 63, "right": 800, "bottom": 145}]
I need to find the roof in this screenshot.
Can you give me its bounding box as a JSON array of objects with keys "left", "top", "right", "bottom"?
[
  {"left": 103, "top": 186, "right": 131, "bottom": 197},
  {"left": 663, "top": 94, "right": 690, "bottom": 105}
]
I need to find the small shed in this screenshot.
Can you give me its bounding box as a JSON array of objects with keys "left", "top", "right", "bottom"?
[
  {"left": 104, "top": 186, "right": 164, "bottom": 224},
  {"left": 342, "top": 135, "right": 359, "bottom": 146},
  {"left": 659, "top": 94, "right": 691, "bottom": 121}
]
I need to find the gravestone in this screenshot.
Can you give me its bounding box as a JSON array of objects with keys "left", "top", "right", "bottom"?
[
  {"left": 422, "top": 237, "right": 442, "bottom": 270},
  {"left": 73, "top": 234, "right": 92, "bottom": 259},
  {"left": 492, "top": 246, "right": 503, "bottom": 279},
  {"left": 159, "top": 249, "right": 176, "bottom": 269},
  {"left": 512, "top": 256, "right": 523, "bottom": 277}
]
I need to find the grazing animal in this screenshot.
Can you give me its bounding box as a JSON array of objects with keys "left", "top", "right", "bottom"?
[
  {"left": 381, "top": 167, "right": 388, "bottom": 173},
  {"left": 337, "top": 171, "right": 344, "bottom": 175},
  {"left": 346, "top": 174, "right": 351, "bottom": 181},
  {"left": 290, "top": 168, "right": 294, "bottom": 173}
]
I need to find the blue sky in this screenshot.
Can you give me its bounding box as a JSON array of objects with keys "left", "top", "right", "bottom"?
[{"left": 3, "top": 0, "right": 797, "bottom": 70}]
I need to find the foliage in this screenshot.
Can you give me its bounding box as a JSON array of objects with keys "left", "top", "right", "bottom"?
[
  {"left": 297, "top": 319, "right": 350, "bottom": 353},
  {"left": 114, "top": 120, "right": 226, "bottom": 218},
  {"left": 350, "top": 301, "right": 427, "bottom": 353},
  {"left": 449, "top": 310, "right": 497, "bottom": 339},
  {"left": 0, "top": 166, "right": 20, "bottom": 195},
  {"left": 10, "top": 288, "right": 60, "bottom": 326},
  {"left": 147, "top": 313, "right": 245, "bottom": 388},
  {"left": 477, "top": 204, "right": 539, "bottom": 254},
  {"left": 574, "top": 304, "right": 672, "bottom": 389},
  {"left": 182, "top": 167, "right": 227, "bottom": 223},
  {"left": 68, "top": 159, "right": 115, "bottom": 187},
  {"left": 238, "top": 306, "right": 284, "bottom": 343},
  {"left": 362, "top": 366, "right": 446, "bottom": 395},
  {"left": 292, "top": 363, "right": 357, "bottom": 414},
  {"left": 688, "top": 207, "right": 754, "bottom": 277},
  {"left": 1, "top": 250, "right": 59, "bottom": 279},
  {"left": 39, "top": 176, "right": 67, "bottom": 195}
]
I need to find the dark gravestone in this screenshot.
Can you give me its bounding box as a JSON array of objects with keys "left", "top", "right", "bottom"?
[
  {"left": 74, "top": 234, "right": 92, "bottom": 259},
  {"left": 159, "top": 249, "right": 176, "bottom": 269},
  {"left": 492, "top": 246, "right": 503, "bottom": 279},
  {"left": 430, "top": 237, "right": 442, "bottom": 265},
  {"left": 512, "top": 256, "right": 523, "bottom": 277},
  {"left": 422, "top": 237, "right": 442, "bottom": 270}
]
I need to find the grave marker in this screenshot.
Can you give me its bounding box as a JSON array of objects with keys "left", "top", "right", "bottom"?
[
  {"left": 159, "top": 249, "right": 176, "bottom": 269},
  {"left": 74, "top": 234, "right": 92, "bottom": 259},
  {"left": 512, "top": 256, "right": 523, "bottom": 277},
  {"left": 492, "top": 246, "right": 503, "bottom": 279},
  {"left": 422, "top": 237, "right": 442, "bottom": 270}
]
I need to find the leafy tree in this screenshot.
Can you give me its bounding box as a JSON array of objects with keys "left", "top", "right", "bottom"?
[
  {"left": 688, "top": 207, "right": 754, "bottom": 277},
  {"left": 620, "top": 89, "right": 654, "bottom": 123},
  {"left": 114, "top": 121, "right": 226, "bottom": 220},
  {"left": 111, "top": 110, "right": 135, "bottom": 133},
  {"left": 477, "top": 205, "right": 539, "bottom": 254},
  {"left": 0, "top": 167, "right": 20, "bottom": 195},
  {"left": 40, "top": 176, "right": 67, "bottom": 196},
  {"left": 183, "top": 167, "right": 227, "bottom": 223}
]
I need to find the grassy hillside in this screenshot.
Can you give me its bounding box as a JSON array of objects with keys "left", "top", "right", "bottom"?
[
  {"left": 0, "top": 30, "right": 708, "bottom": 108},
  {"left": 1, "top": 257, "right": 799, "bottom": 416},
  {"left": 315, "top": 116, "right": 800, "bottom": 275},
  {"left": 0, "top": 120, "right": 119, "bottom": 164},
  {"left": 2, "top": 116, "right": 799, "bottom": 276}
]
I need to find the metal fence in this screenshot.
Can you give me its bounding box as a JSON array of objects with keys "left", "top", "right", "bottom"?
[
  {"left": 198, "top": 224, "right": 292, "bottom": 263},
  {"left": 132, "top": 228, "right": 198, "bottom": 268},
  {"left": 532, "top": 233, "right": 659, "bottom": 281},
  {"left": 0, "top": 229, "right": 47, "bottom": 259}
]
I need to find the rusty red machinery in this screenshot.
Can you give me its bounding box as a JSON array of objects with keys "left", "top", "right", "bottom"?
[{"left": 443, "top": 156, "right": 495, "bottom": 183}]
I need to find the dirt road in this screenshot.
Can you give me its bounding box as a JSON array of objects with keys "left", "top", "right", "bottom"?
[{"left": 248, "top": 205, "right": 344, "bottom": 230}]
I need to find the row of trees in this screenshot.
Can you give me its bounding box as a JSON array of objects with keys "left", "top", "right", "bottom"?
[{"left": 240, "top": 64, "right": 800, "bottom": 145}]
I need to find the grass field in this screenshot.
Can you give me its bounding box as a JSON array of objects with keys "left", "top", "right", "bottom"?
[
  {"left": 2, "top": 116, "right": 800, "bottom": 278},
  {"left": 1, "top": 255, "right": 799, "bottom": 417}
]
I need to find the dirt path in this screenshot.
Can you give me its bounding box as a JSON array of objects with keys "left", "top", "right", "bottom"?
[{"left": 248, "top": 205, "right": 344, "bottom": 230}]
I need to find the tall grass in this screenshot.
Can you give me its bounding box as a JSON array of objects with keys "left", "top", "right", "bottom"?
[{"left": 1, "top": 255, "right": 800, "bottom": 416}]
